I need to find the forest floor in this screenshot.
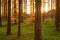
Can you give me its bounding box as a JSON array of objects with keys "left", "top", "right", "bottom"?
[{"left": 0, "top": 18, "right": 60, "bottom": 40}]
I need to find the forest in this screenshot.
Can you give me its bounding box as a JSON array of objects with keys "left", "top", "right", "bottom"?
[{"left": 0, "top": 0, "right": 60, "bottom": 40}]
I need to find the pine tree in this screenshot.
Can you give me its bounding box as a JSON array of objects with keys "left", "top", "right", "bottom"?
[
  {"left": 17, "top": 0, "right": 22, "bottom": 36},
  {"left": 14, "top": 0, "right": 17, "bottom": 24},
  {"left": 7, "top": 0, "right": 11, "bottom": 35},
  {"left": 55, "top": 0, "right": 60, "bottom": 31},
  {"left": 4, "top": 0, "right": 8, "bottom": 19},
  {"left": 35, "top": 0, "right": 42, "bottom": 40}
]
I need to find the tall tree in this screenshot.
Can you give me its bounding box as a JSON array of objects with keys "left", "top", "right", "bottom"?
[
  {"left": 51, "top": 0, "right": 54, "bottom": 19},
  {"left": 0, "top": 0, "right": 2, "bottom": 27},
  {"left": 24, "top": 0, "right": 27, "bottom": 18},
  {"left": 14, "top": 0, "right": 17, "bottom": 24},
  {"left": 17, "top": 0, "right": 22, "bottom": 36},
  {"left": 4, "top": 0, "right": 8, "bottom": 19},
  {"left": 35, "top": 0, "right": 42, "bottom": 40},
  {"left": 7, "top": 0, "right": 11, "bottom": 35},
  {"left": 55, "top": 0, "right": 60, "bottom": 31}
]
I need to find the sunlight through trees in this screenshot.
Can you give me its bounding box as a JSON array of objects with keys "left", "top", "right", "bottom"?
[{"left": 0, "top": 0, "right": 60, "bottom": 40}]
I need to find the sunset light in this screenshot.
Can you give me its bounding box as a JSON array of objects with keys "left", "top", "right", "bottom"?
[
  {"left": 23, "top": 0, "right": 56, "bottom": 14},
  {"left": 44, "top": 3, "right": 48, "bottom": 12},
  {"left": 0, "top": 0, "right": 59, "bottom": 40},
  {"left": 27, "top": 0, "right": 30, "bottom": 14},
  {"left": 27, "top": 6, "right": 30, "bottom": 14}
]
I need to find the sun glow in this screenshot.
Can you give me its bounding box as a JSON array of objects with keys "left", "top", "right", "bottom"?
[
  {"left": 23, "top": 0, "right": 55, "bottom": 14},
  {"left": 27, "top": 6, "right": 30, "bottom": 14},
  {"left": 44, "top": 3, "right": 48, "bottom": 12},
  {"left": 41, "top": 0, "right": 49, "bottom": 13},
  {"left": 27, "top": 0, "right": 30, "bottom": 14}
]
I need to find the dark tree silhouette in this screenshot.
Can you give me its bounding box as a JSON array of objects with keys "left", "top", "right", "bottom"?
[
  {"left": 35, "top": 0, "right": 42, "bottom": 40},
  {"left": 4, "top": 0, "right": 8, "bottom": 19},
  {"left": 7, "top": 0, "right": 11, "bottom": 35},
  {"left": 14, "top": 0, "right": 17, "bottom": 24},
  {"left": 17, "top": 0, "right": 22, "bottom": 36},
  {"left": 55, "top": 0, "right": 60, "bottom": 31},
  {"left": 0, "top": 0, "right": 2, "bottom": 27}
]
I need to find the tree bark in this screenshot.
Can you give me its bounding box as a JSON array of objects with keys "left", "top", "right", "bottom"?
[
  {"left": 17, "top": 0, "right": 22, "bottom": 36},
  {"left": 55, "top": 0, "right": 60, "bottom": 31},
  {"left": 7, "top": 0, "right": 11, "bottom": 35},
  {"left": 4, "top": 0, "right": 8, "bottom": 19},
  {"left": 35, "top": 0, "right": 42, "bottom": 40},
  {"left": 14, "top": 0, "right": 17, "bottom": 24}
]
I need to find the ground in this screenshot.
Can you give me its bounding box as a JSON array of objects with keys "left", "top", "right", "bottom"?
[{"left": 0, "top": 18, "right": 60, "bottom": 40}]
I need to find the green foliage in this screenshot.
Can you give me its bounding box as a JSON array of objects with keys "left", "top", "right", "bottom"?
[{"left": 0, "top": 18, "right": 60, "bottom": 40}]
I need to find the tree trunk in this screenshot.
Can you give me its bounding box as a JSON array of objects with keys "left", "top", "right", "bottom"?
[
  {"left": 17, "top": 0, "right": 22, "bottom": 36},
  {"left": 24, "top": 0, "right": 27, "bottom": 19},
  {"left": 55, "top": 0, "right": 60, "bottom": 31},
  {"left": 35, "top": 0, "right": 42, "bottom": 40},
  {"left": 14, "top": 0, "right": 17, "bottom": 24},
  {"left": 4, "top": 0, "right": 8, "bottom": 19},
  {"left": 7, "top": 0, "right": 11, "bottom": 35},
  {"left": 0, "top": 0, "right": 2, "bottom": 27}
]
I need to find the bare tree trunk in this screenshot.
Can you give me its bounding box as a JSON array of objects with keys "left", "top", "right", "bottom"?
[
  {"left": 7, "top": 0, "right": 11, "bottom": 35},
  {"left": 17, "top": 0, "right": 22, "bottom": 36},
  {"left": 35, "top": 0, "right": 42, "bottom": 40},
  {"left": 24, "top": 0, "right": 27, "bottom": 19},
  {"left": 55, "top": 0, "right": 60, "bottom": 31},
  {"left": 0, "top": 0, "right": 2, "bottom": 27},
  {"left": 4, "top": 0, "right": 8, "bottom": 19},
  {"left": 14, "top": 0, "right": 17, "bottom": 24}
]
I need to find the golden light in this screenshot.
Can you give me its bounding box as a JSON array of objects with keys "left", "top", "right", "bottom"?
[
  {"left": 23, "top": 0, "right": 56, "bottom": 14},
  {"left": 27, "top": 6, "right": 30, "bottom": 14},
  {"left": 44, "top": 3, "right": 48, "bottom": 12},
  {"left": 41, "top": 0, "right": 49, "bottom": 13},
  {"left": 27, "top": 0, "right": 30, "bottom": 14}
]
